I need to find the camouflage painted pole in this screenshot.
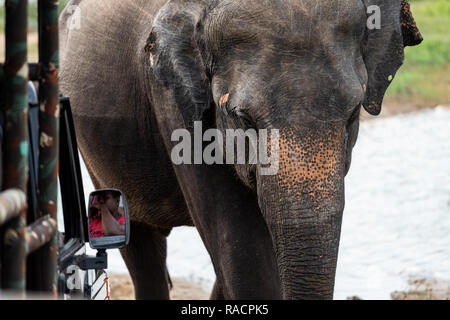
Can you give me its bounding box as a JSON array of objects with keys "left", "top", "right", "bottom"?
[
  {"left": 0, "top": 189, "right": 27, "bottom": 226},
  {"left": 2, "top": 0, "right": 29, "bottom": 192},
  {"left": 34, "top": 0, "right": 60, "bottom": 295},
  {"left": 25, "top": 215, "right": 57, "bottom": 254},
  {"left": 1, "top": 0, "right": 29, "bottom": 294}
]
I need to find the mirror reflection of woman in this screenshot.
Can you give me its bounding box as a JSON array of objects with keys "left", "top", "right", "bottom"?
[{"left": 89, "top": 191, "right": 125, "bottom": 238}]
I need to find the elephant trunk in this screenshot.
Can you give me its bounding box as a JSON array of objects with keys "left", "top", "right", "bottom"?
[{"left": 257, "top": 123, "right": 346, "bottom": 299}]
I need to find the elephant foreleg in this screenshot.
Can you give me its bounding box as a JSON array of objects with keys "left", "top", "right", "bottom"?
[
  {"left": 210, "top": 280, "right": 225, "bottom": 300},
  {"left": 174, "top": 164, "right": 282, "bottom": 299},
  {"left": 119, "top": 221, "right": 170, "bottom": 299}
]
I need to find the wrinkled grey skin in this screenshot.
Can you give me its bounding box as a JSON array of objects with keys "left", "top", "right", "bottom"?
[{"left": 60, "top": 0, "right": 421, "bottom": 299}]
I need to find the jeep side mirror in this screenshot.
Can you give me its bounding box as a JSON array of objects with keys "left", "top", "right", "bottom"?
[{"left": 87, "top": 189, "right": 130, "bottom": 249}]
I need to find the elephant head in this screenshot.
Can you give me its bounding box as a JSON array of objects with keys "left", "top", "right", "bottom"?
[{"left": 146, "top": 0, "right": 422, "bottom": 299}]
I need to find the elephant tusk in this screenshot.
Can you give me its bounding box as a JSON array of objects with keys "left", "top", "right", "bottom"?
[
  {"left": 145, "top": 41, "right": 155, "bottom": 66},
  {"left": 219, "top": 93, "right": 229, "bottom": 107}
]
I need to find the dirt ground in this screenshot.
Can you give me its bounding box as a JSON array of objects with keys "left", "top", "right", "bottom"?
[
  {"left": 391, "top": 277, "right": 450, "bottom": 300},
  {"left": 109, "top": 273, "right": 210, "bottom": 300},
  {"left": 109, "top": 272, "right": 450, "bottom": 300}
]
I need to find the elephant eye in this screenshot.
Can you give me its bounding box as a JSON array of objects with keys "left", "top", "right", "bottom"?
[
  {"left": 233, "top": 108, "right": 257, "bottom": 130},
  {"left": 216, "top": 91, "right": 256, "bottom": 129}
]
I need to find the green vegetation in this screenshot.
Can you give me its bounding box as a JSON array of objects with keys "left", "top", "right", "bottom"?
[
  {"left": 0, "top": 0, "right": 70, "bottom": 33},
  {"left": 385, "top": 0, "right": 450, "bottom": 105},
  {"left": 0, "top": 0, "right": 70, "bottom": 61}
]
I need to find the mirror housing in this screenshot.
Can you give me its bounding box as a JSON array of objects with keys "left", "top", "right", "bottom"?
[{"left": 87, "top": 189, "right": 130, "bottom": 249}]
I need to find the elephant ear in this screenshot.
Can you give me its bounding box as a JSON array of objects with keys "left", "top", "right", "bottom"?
[
  {"left": 401, "top": 0, "right": 423, "bottom": 47},
  {"left": 145, "top": 0, "right": 211, "bottom": 128},
  {"left": 361, "top": 0, "right": 423, "bottom": 116}
]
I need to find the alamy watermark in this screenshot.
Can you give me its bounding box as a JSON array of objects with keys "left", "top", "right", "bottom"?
[
  {"left": 61, "top": 4, "right": 382, "bottom": 32},
  {"left": 66, "top": 5, "right": 81, "bottom": 30},
  {"left": 367, "top": 5, "right": 381, "bottom": 30},
  {"left": 171, "top": 121, "right": 280, "bottom": 176}
]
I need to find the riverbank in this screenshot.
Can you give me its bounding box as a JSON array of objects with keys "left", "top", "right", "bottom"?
[
  {"left": 109, "top": 272, "right": 450, "bottom": 300},
  {"left": 109, "top": 273, "right": 210, "bottom": 300},
  {"left": 391, "top": 277, "right": 450, "bottom": 300}
]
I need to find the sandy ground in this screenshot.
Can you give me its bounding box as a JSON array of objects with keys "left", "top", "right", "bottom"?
[
  {"left": 391, "top": 277, "right": 450, "bottom": 300},
  {"left": 109, "top": 272, "right": 450, "bottom": 300},
  {"left": 109, "top": 273, "right": 210, "bottom": 300}
]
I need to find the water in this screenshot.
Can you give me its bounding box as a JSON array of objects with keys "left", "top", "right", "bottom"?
[
  {"left": 80, "top": 106, "right": 450, "bottom": 300},
  {"left": 335, "top": 106, "right": 450, "bottom": 299}
]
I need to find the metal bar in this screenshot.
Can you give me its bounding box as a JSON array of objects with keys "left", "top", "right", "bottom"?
[
  {"left": 0, "top": 63, "right": 43, "bottom": 81},
  {"left": 25, "top": 215, "right": 57, "bottom": 254},
  {"left": 0, "top": 206, "right": 27, "bottom": 293},
  {"left": 0, "top": 189, "right": 27, "bottom": 226},
  {"left": 1, "top": 0, "right": 29, "bottom": 295},
  {"left": 34, "top": 0, "right": 60, "bottom": 295},
  {"left": 2, "top": 0, "right": 29, "bottom": 191}
]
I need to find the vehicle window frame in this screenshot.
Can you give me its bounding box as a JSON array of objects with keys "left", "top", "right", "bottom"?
[{"left": 58, "top": 97, "right": 89, "bottom": 257}]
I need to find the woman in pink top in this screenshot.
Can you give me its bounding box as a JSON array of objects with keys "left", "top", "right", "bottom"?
[{"left": 89, "top": 191, "right": 125, "bottom": 238}]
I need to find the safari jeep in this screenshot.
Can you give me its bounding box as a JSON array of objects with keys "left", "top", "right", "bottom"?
[
  {"left": 56, "top": 95, "right": 130, "bottom": 300},
  {"left": 0, "top": 0, "right": 130, "bottom": 299}
]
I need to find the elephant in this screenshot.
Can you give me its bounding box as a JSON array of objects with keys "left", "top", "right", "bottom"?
[{"left": 59, "top": 0, "right": 422, "bottom": 299}]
